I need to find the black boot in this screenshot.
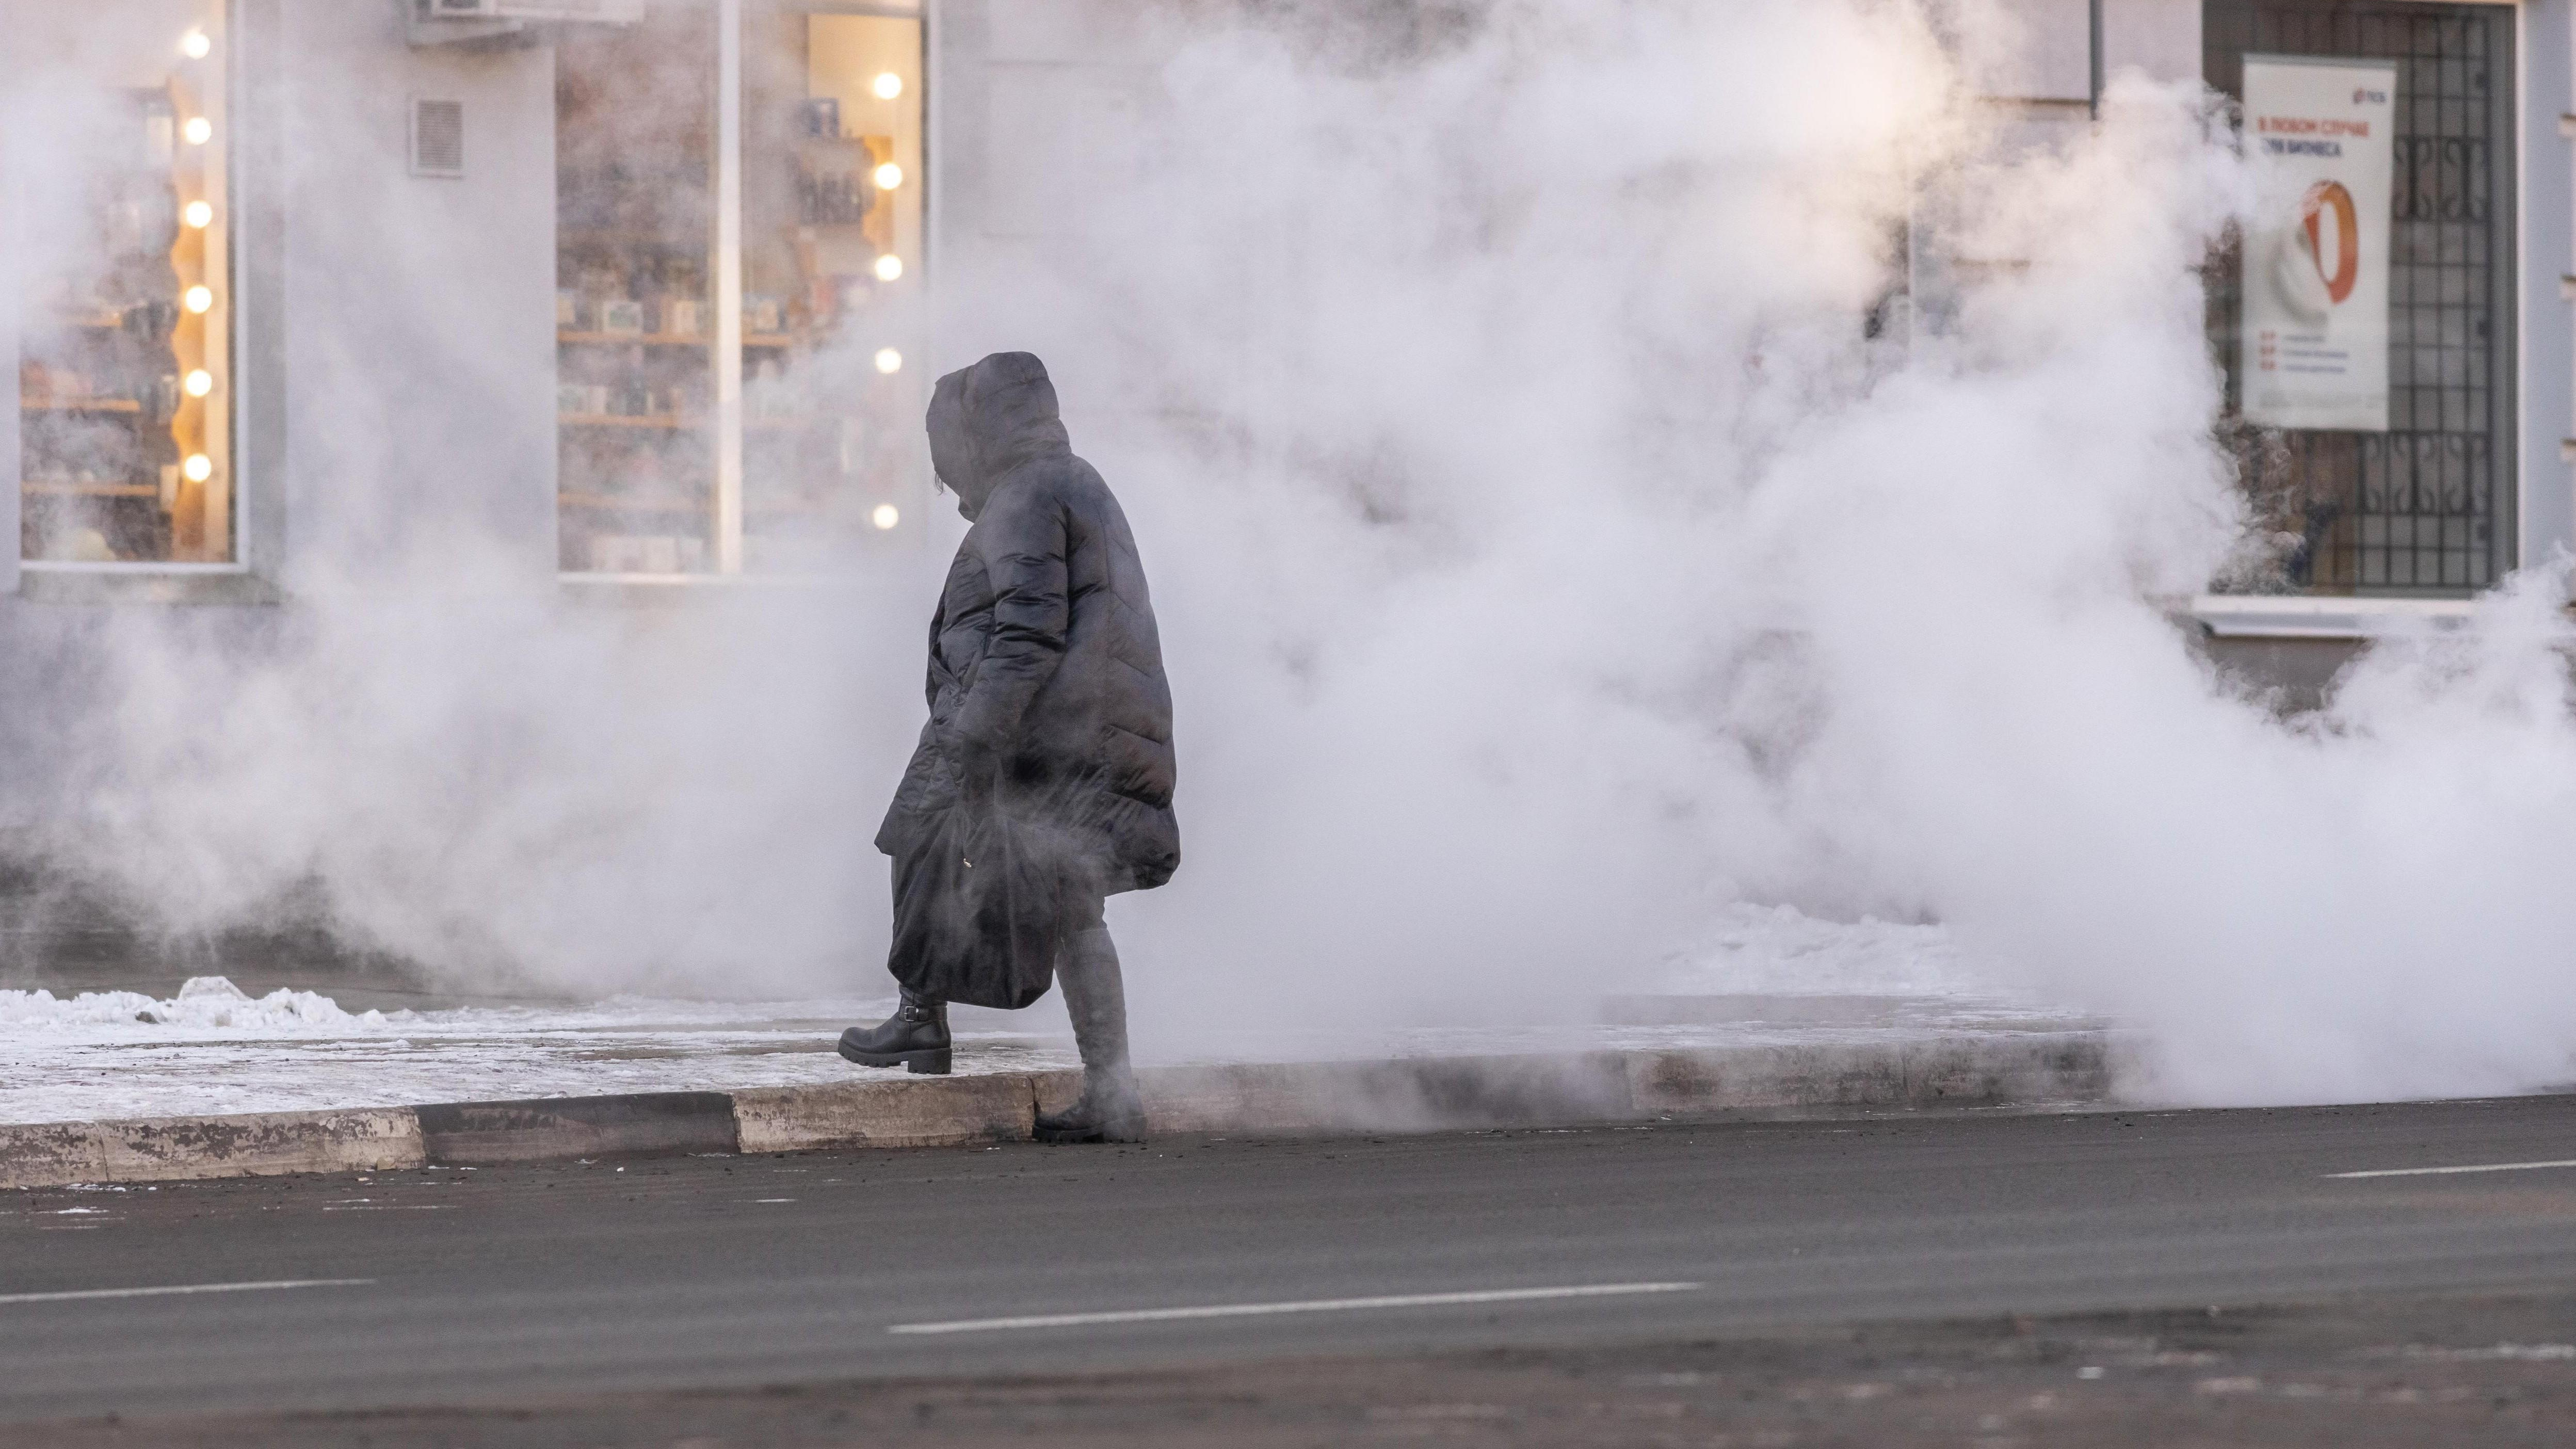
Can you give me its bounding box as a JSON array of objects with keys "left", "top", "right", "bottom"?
[
  {"left": 1035, "top": 925, "right": 1146, "bottom": 1143},
  {"left": 1035, "top": 1070, "right": 1146, "bottom": 1143},
  {"left": 839, "top": 988, "right": 952, "bottom": 1075}
]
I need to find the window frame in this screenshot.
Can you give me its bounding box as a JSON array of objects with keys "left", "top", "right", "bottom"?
[
  {"left": 2192, "top": 0, "right": 2576, "bottom": 637},
  {"left": 12, "top": 0, "right": 269, "bottom": 601}
]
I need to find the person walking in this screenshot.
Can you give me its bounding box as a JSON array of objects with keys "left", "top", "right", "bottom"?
[{"left": 839, "top": 352, "right": 1179, "bottom": 1145}]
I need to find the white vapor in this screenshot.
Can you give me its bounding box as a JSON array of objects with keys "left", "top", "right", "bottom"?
[{"left": 3, "top": 0, "right": 2572, "bottom": 1104}]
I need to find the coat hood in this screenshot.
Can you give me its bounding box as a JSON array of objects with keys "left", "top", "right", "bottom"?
[{"left": 926, "top": 351, "right": 1073, "bottom": 519}]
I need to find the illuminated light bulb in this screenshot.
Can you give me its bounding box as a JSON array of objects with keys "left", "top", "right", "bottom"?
[
  {"left": 181, "top": 30, "right": 212, "bottom": 60},
  {"left": 872, "top": 72, "right": 903, "bottom": 101},
  {"left": 183, "top": 116, "right": 212, "bottom": 147},
  {"left": 184, "top": 369, "right": 214, "bottom": 398},
  {"left": 872, "top": 162, "right": 903, "bottom": 191},
  {"left": 183, "top": 454, "right": 213, "bottom": 484},
  {"left": 184, "top": 285, "right": 214, "bottom": 314},
  {"left": 873, "top": 347, "right": 902, "bottom": 375},
  {"left": 873, "top": 253, "right": 903, "bottom": 282},
  {"left": 871, "top": 504, "right": 900, "bottom": 531},
  {"left": 183, "top": 200, "right": 214, "bottom": 229}
]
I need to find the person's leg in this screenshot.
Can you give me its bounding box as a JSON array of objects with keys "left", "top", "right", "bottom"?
[
  {"left": 1036, "top": 893, "right": 1146, "bottom": 1142},
  {"left": 838, "top": 857, "right": 953, "bottom": 1074},
  {"left": 1059, "top": 921, "right": 1131, "bottom": 1081}
]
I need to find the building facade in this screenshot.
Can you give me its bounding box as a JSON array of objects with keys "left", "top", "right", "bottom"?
[{"left": 6, "top": 1, "right": 2567, "bottom": 612}]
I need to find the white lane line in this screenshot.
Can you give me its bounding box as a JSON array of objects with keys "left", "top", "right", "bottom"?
[
  {"left": 0, "top": 1279, "right": 373, "bottom": 1307},
  {"left": 2328, "top": 1159, "right": 2576, "bottom": 1180},
  {"left": 888, "top": 1281, "right": 1702, "bottom": 1335}
]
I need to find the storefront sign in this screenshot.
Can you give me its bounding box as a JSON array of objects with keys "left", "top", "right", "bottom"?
[{"left": 2240, "top": 56, "right": 2396, "bottom": 432}]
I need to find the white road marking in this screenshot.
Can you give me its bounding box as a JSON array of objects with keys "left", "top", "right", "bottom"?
[
  {"left": 888, "top": 1281, "right": 1703, "bottom": 1335},
  {"left": 0, "top": 1279, "right": 373, "bottom": 1307},
  {"left": 2327, "top": 1158, "right": 2576, "bottom": 1180}
]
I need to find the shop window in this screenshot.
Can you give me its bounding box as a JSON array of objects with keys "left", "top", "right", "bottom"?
[
  {"left": 557, "top": 1, "right": 923, "bottom": 578},
  {"left": 2205, "top": 0, "right": 2517, "bottom": 597},
  {"left": 740, "top": 9, "right": 925, "bottom": 572},
  {"left": 17, "top": 2, "right": 234, "bottom": 566},
  {"left": 557, "top": 6, "right": 719, "bottom": 575}
]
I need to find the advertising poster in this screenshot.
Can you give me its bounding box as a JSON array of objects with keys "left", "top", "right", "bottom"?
[{"left": 2240, "top": 56, "right": 2396, "bottom": 432}]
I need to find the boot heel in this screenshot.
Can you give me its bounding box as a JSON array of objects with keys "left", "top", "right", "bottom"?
[{"left": 906, "top": 1048, "right": 953, "bottom": 1075}]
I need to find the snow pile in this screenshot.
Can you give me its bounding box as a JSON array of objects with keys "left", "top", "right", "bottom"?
[
  {"left": 1659, "top": 905, "right": 2009, "bottom": 1000},
  {"left": 0, "top": 976, "right": 391, "bottom": 1036},
  {"left": 0, "top": 978, "right": 918, "bottom": 1043}
]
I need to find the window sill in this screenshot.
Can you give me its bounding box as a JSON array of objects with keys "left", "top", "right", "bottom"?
[
  {"left": 2186, "top": 593, "right": 2476, "bottom": 640},
  {"left": 17, "top": 564, "right": 281, "bottom": 606}
]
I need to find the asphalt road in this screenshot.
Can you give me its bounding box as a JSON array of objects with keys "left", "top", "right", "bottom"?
[{"left": 6, "top": 1096, "right": 2576, "bottom": 1427}]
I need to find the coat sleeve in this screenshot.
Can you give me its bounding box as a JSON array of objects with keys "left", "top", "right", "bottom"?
[{"left": 952, "top": 480, "right": 1069, "bottom": 756}]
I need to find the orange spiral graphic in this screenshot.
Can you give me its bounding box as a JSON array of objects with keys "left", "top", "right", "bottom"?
[{"left": 2299, "top": 180, "right": 2361, "bottom": 304}]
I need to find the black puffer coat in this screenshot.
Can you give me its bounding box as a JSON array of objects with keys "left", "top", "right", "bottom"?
[{"left": 874, "top": 352, "right": 1180, "bottom": 895}]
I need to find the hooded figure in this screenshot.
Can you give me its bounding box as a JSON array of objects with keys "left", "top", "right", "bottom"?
[{"left": 839, "top": 352, "right": 1177, "bottom": 1144}]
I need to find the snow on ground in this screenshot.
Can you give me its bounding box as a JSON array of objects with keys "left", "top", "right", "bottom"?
[
  {"left": 1656, "top": 904, "right": 2023, "bottom": 1000},
  {"left": 0, "top": 908, "right": 2082, "bottom": 1124},
  {"left": 0, "top": 977, "right": 1064, "bottom": 1124}
]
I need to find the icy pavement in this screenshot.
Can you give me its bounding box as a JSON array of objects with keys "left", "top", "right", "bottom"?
[
  {"left": 0, "top": 979, "right": 1045, "bottom": 1124},
  {"left": 0, "top": 906, "right": 2095, "bottom": 1125},
  {"left": 1659, "top": 903, "right": 1998, "bottom": 997}
]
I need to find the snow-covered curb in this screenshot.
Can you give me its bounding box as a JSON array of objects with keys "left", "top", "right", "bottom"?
[{"left": 0, "top": 1031, "right": 2116, "bottom": 1190}]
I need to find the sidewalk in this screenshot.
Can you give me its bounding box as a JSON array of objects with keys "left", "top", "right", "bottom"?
[
  {"left": 0, "top": 907, "right": 2119, "bottom": 1188},
  {"left": 0, "top": 978, "right": 2115, "bottom": 1190},
  {"left": 0, "top": 903, "right": 2071, "bottom": 1119}
]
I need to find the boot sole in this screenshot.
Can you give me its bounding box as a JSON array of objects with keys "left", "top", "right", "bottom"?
[{"left": 838, "top": 1043, "right": 952, "bottom": 1075}]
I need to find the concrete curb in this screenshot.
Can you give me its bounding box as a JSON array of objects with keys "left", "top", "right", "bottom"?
[{"left": 0, "top": 1031, "right": 2113, "bottom": 1191}]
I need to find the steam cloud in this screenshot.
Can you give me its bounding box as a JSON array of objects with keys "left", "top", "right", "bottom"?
[{"left": 4, "top": 1, "right": 2572, "bottom": 1104}]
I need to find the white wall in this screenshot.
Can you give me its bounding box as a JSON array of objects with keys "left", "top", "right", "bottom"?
[{"left": 276, "top": 0, "right": 559, "bottom": 586}]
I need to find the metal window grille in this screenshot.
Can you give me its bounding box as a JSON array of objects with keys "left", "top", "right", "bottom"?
[{"left": 2204, "top": 0, "right": 2517, "bottom": 596}]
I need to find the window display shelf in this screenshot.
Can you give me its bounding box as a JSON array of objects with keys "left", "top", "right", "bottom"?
[
  {"left": 558, "top": 331, "right": 711, "bottom": 347},
  {"left": 556, "top": 331, "right": 805, "bottom": 349},
  {"left": 561, "top": 490, "right": 707, "bottom": 513},
  {"left": 21, "top": 398, "right": 144, "bottom": 414},
  {"left": 22, "top": 480, "right": 158, "bottom": 498},
  {"left": 744, "top": 495, "right": 843, "bottom": 518},
  {"left": 559, "top": 227, "right": 709, "bottom": 246},
  {"left": 560, "top": 413, "right": 698, "bottom": 430}
]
